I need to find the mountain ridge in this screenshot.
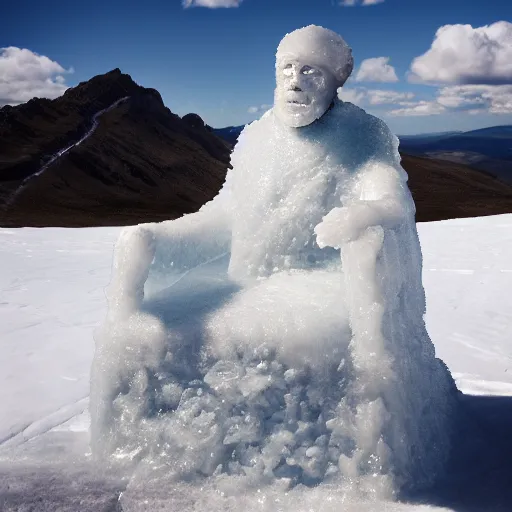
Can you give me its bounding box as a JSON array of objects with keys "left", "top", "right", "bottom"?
[
  {"left": 0, "top": 69, "right": 232, "bottom": 226},
  {"left": 398, "top": 125, "right": 512, "bottom": 184}
]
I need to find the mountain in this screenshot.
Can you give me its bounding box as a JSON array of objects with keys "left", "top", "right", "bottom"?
[
  {"left": 461, "top": 125, "right": 512, "bottom": 138},
  {"left": 0, "top": 69, "right": 231, "bottom": 227},
  {"left": 399, "top": 126, "right": 512, "bottom": 160},
  {"left": 213, "top": 125, "right": 245, "bottom": 146},
  {"left": 398, "top": 131, "right": 463, "bottom": 144},
  {"left": 399, "top": 130, "right": 463, "bottom": 138},
  {"left": 399, "top": 125, "right": 512, "bottom": 184},
  {"left": 400, "top": 154, "right": 512, "bottom": 222}
]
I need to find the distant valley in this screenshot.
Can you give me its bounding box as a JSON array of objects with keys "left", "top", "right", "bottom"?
[{"left": 398, "top": 125, "right": 512, "bottom": 185}]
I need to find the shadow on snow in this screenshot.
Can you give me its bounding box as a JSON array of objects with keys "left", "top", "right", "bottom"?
[
  {"left": 1, "top": 393, "right": 512, "bottom": 511},
  {"left": 406, "top": 393, "right": 512, "bottom": 512}
]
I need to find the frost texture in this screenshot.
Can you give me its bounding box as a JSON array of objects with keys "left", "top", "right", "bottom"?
[{"left": 90, "top": 98, "right": 455, "bottom": 503}]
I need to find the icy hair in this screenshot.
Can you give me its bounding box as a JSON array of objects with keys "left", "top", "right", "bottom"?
[{"left": 276, "top": 25, "right": 354, "bottom": 88}]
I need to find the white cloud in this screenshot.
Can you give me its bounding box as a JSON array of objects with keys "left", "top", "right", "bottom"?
[
  {"left": 340, "top": 0, "right": 384, "bottom": 5},
  {"left": 248, "top": 104, "right": 271, "bottom": 114},
  {"left": 183, "top": 0, "right": 242, "bottom": 8},
  {"left": 355, "top": 57, "right": 398, "bottom": 83},
  {"left": 367, "top": 90, "right": 414, "bottom": 105},
  {"left": 438, "top": 85, "right": 512, "bottom": 114},
  {"left": 387, "top": 85, "right": 512, "bottom": 116},
  {"left": 467, "top": 109, "right": 485, "bottom": 116},
  {"left": 339, "top": 86, "right": 446, "bottom": 116},
  {"left": 388, "top": 101, "right": 446, "bottom": 117},
  {"left": 338, "top": 87, "right": 414, "bottom": 106},
  {"left": 409, "top": 21, "right": 512, "bottom": 85},
  {"left": 0, "top": 47, "right": 72, "bottom": 106},
  {"left": 436, "top": 86, "right": 487, "bottom": 110},
  {"left": 338, "top": 87, "right": 367, "bottom": 106}
]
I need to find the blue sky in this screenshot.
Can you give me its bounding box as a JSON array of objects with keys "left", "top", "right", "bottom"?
[{"left": 1, "top": 0, "right": 511, "bottom": 134}]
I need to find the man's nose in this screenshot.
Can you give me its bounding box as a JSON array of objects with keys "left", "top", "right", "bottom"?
[{"left": 289, "top": 72, "right": 303, "bottom": 91}]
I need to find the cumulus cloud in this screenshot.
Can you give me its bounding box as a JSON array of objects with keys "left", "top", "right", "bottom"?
[
  {"left": 338, "top": 88, "right": 367, "bottom": 106},
  {"left": 409, "top": 21, "right": 512, "bottom": 85},
  {"left": 387, "top": 85, "right": 512, "bottom": 116},
  {"left": 0, "top": 47, "right": 72, "bottom": 106},
  {"left": 340, "top": 0, "right": 384, "bottom": 5},
  {"left": 436, "top": 86, "right": 487, "bottom": 110},
  {"left": 339, "top": 85, "right": 447, "bottom": 116},
  {"left": 248, "top": 104, "right": 271, "bottom": 114},
  {"left": 338, "top": 87, "right": 414, "bottom": 106},
  {"left": 438, "top": 85, "right": 512, "bottom": 114},
  {"left": 388, "top": 101, "right": 446, "bottom": 117},
  {"left": 367, "top": 90, "right": 414, "bottom": 105},
  {"left": 183, "top": 0, "right": 242, "bottom": 7},
  {"left": 355, "top": 57, "right": 398, "bottom": 83}
]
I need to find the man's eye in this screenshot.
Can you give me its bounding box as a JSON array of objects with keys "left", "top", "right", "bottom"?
[
  {"left": 283, "top": 66, "right": 294, "bottom": 76},
  {"left": 302, "top": 67, "right": 315, "bottom": 75}
]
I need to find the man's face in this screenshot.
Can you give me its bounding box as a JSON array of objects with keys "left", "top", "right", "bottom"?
[{"left": 274, "top": 59, "right": 338, "bottom": 128}]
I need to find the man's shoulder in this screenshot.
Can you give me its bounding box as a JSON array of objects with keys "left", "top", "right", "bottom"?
[
  {"left": 335, "top": 99, "right": 390, "bottom": 133},
  {"left": 238, "top": 108, "right": 275, "bottom": 140},
  {"left": 338, "top": 100, "right": 397, "bottom": 148},
  {"left": 332, "top": 99, "right": 400, "bottom": 166}
]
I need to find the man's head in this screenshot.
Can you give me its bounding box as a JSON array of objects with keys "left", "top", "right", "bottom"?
[{"left": 274, "top": 25, "right": 354, "bottom": 128}]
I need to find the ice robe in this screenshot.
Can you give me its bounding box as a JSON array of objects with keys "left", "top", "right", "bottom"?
[{"left": 90, "top": 98, "right": 455, "bottom": 494}]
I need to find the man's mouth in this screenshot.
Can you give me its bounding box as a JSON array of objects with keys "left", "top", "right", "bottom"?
[
  {"left": 287, "top": 99, "right": 309, "bottom": 107},
  {"left": 284, "top": 91, "right": 309, "bottom": 107}
]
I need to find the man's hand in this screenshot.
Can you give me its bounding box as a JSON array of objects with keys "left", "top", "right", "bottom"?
[
  {"left": 314, "top": 198, "right": 404, "bottom": 249},
  {"left": 109, "top": 225, "right": 157, "bottom": 313},
  {"left": 314, "top": 205, "right": 370, "bottom": 249}
]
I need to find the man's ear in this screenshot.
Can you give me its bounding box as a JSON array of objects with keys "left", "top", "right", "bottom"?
[{"left": 339, "top": 55, "right": 354, "bottom": 87}]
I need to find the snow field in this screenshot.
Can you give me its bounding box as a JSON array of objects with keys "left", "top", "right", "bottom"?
[{"left": 1, "top": 215, "right": 512, "bottom": 511}]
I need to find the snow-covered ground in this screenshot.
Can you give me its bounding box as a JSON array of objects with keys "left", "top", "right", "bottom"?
[
  {"left": 421, "top": 216, "right": 512, "bottom": 393},
  {"left": 0, "top": 227, "right": 117, "bottom": 446},
  {"left": 1, "top": 215, "right": 512, "bottom": 511}
]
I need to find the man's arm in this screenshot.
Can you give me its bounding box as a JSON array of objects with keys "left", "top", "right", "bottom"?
[
  {"left": 108, "top": 191, "right": 232, "bottom": 315},
  {"left": 314, "top": 121, "right": 413, "bottom": 249}
]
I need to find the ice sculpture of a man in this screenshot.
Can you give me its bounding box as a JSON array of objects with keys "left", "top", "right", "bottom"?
[{"left": 91, "top": 26, "right": 455, "bottom": 497}]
